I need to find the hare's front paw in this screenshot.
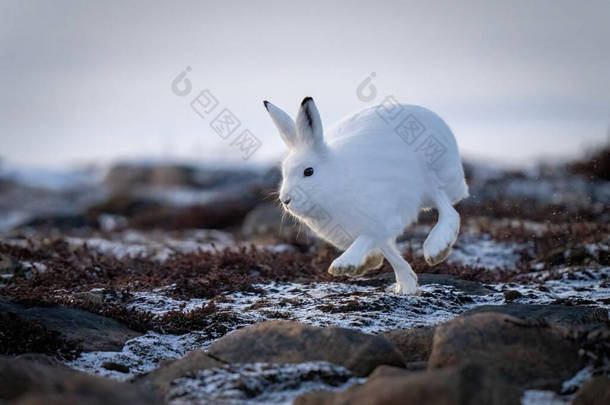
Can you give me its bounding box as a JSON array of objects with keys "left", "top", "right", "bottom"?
[
  {"left": 395, "top": 278, "right": 418, "bottom": 295},
  {"left": 329, "top": 254, "right": 366, "bottom": 278}
]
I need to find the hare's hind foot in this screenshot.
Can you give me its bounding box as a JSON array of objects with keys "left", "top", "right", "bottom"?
[{"left": 423, "top": 189, "right": 460, "bottom": 266}]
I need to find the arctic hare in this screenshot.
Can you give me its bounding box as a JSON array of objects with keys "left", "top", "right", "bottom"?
[{"left": 264, "top": 97, "right": 468, "bottom": 294}]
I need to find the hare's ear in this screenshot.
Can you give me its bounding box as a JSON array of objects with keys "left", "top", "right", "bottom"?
[
  {"left": 296, "top": 97, "right": 324, "bottom": 149},
  {"left": 264, "top": 100, "right": 297, "bottom": 149}
]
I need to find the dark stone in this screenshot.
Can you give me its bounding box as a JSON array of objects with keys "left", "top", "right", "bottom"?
[
  {"left": 0, "top": 254, "right": 18, "bottom": 274},
  {"left": 383, "top": 326, "right": 435, "bottom": 362},
  {"left": 208, "top": 321, "right": 404, "bottom": 377},
  {"left": 503, "top": 290, "right": 523, "bottom": 302},
  {"left": 573, "top": 376, "right": 610, "bottom": 405},
  {"left": 0, "top": 356, "right": 161, "bottom": 404},
  {"left": 0, "top": 298, "right": 140, "bottom": 352},
  {"left": 294, "top": 362, "right": 520, "bottom": 405},
  {"left": 417, "top": 273, "right": 496, "bottom": 295},
  {"left": 136, "top": 350, "right": 223, "bottom": 396},
  {"left": 429, "top": 311, "right": 586, "bottom": 391},
  {"left": 367, "top": 365, "right": 412, "bottom": 379},
  {"left": 20, "top": 214, "right": 96, "bottom": 231},
  {"left": 463, "top": 303, "right": 608, "bottom": 331},
  {"left": 241, "top": 202, "right": 298, "bottom": 237}
]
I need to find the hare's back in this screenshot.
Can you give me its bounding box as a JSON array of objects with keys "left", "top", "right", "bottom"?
[{"left": 327, "top": 104, "right": 467, "bottom": 202}]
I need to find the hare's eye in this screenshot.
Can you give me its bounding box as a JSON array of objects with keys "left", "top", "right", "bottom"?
[{"left": 303, "top": 167, "right": 314, "bottom": 177}]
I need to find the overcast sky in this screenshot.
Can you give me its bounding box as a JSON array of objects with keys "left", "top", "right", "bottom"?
[{"left": 1, "top": 0, "right": 609, "bottom": 168}]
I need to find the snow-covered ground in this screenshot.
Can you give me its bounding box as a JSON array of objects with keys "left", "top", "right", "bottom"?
[{"left": 67, "top": 263, "right": 610, "bottom": 381}]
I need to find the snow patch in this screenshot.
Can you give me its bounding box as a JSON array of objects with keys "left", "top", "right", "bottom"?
[
  {"left": 167, "top": 361, "right": 361, "bottom": 405},
  {"left": 521, "top": 390, "right": 571, "bottom": 405},
  {"left": 448, "top": 234, "right": 526, "bottom": 270},
  {"left": 67, "top": 331, "right": 208, "bottom": 381}
]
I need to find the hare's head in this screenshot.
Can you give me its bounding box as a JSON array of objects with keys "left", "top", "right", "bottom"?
[{"left": 264, "top": 97, "right": 334, "bottom": 220}]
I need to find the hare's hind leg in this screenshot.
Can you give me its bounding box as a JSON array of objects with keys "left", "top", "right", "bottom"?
[
  {"left": 423, "top": 188, "right": 460, "bottom": 266},
  {"left": 329, "top": 235, "right": 378, "bottom": 278},
  {"left": 380, "top": 241, "right": 418, "bottom": 294}
]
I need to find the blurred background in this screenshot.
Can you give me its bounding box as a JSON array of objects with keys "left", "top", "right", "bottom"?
[
  {"left": 0, "top": 0, "right": 608, "bottom": 235},
  {"left": 2, "top": 0, "right": 609, "bottom": 167}
]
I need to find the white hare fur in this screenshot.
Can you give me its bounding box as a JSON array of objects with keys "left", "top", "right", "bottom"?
[{"left": 264, "top": 97, "right": 468, "bottom": 294}]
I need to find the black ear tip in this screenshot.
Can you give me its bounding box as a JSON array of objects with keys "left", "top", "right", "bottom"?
[
  {"left": 263, "top": 100, "right": 269, "bottom": 110},
  {"left": 301, "top": 96, "right": 313, "bottom": 106}
]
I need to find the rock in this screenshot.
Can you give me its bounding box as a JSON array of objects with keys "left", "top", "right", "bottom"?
[
  {"left": 137, "top": 350, "right": 223, "bottom": 396},
  {"left": 0, "top": 254, "right": 18, "bottom": 273},
  {"left": 20, "top": 214, "right": 96, "bottom": 231},
  {"left": 503, "top": 290, "right": 523, "bottom": 302},
  {"left": 0, "top": 299, "right": 140, "bottom": 352},
  {"left": 103, "top": 164, "right": 150, "bottom": 190},
  {"left": 241, "top": 203, "right": 295, "bottom": 236},
  {"left": 96, "top": 163, "right": 274, "bottom": 230},
  {"left": 0, "top": 356, "right": 161, "bottom": 404},
  {"left": 418, "top": 273, "right": 496, "bottom": 295},
  {"left": 463, "top": 304, "right": 609, "bottom": 331},
  {"left": 572, "top": 376, "right": 610, "bottom": 405},
  {"left": 128, "top": 195, "right": 257, "bottom": 230},
  {"left": 428, "top": 311, "right": 586, "bottom": 391},
  {"left": 383, "top": 326, "right": 435, "bottom": 362},
  {"left": 148, "top": 165, "right": 196, "bottom": 187},
  {"left": 208, "top": 321, "right": 404, "bottom": 377},
  {"left": 13, "top": 354, "right": 70, "bottom": 368},
  {"left": 538, "top": 245, "right": 596, "bottom": 267},
  {"left": 405, "top": 361, "right": 428, "bottom": 372},
  {"left": 0, "top": 311, "right": 79, "bottom": 357},
  {"left": 367, "top": 365, "right": 411, "bottom": 379},
  {"left": 86, "top": 193, "right": 160, "bottom": 218},
  {"left": 294, "top": 362, "right": 520, "bottom": 405},
  {"left": 191, "top": 167, "right": 263, "bottom": 189},
  {"left": 240, "top": 202, "right": 313, "bottom": 246},
  {"left": 0, "top": 254, "right": 18, "bottom": 282},
  {"left": 103, "top": 163, "right": 263, "bottom": 191}
]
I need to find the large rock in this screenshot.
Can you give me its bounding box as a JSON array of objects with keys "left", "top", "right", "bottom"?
[
  {"left": 367, "top": 365, "right": 412, "bottom": 379},
  {"left": 103, "top": 163, "right": 264, "bottom": 190},
  {"left": 428, "top": 311, "right": 586, "bottom": 391},
  {"left": 383, "top": 326, "right": 435, "bottom": 362},
  {"left": 128, "top": 195, "right": 257, "bottom": 230},
  {"left": 103, "top": 164, "right": 150, "bottom": 190},
  {"left": 240, "top": 202, "right": 314, "bottom": 246},
  {"left": 294, "top": 362, "right": 520, "bottom": 405},
  {"left": 463, "top": 303, "right": 608, "bottom": 331},
  {"left": 573, "top": 376, "right": 610, "bottom": 405},
  {"left": 103, "top": 164, "right": 198, "bottom": 189},
  {"left": 0, "top": 356, "right": 161, "bottom": 404},
  {"left": 137, "top": 350, "right": 223, "bottom": 396},
  {"left": 0, "top": 299, "right": 140, "bottom": 352},
  {"left": 208, "top": 321, "right": 404, "bottom": 377},
  {"left": 241, "top": 202, "right": 297, "bottom": 236}
]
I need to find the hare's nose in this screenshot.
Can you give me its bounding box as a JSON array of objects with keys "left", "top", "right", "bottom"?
[{"left": 282, "top": 198, "right": 291, "bottom": 206}]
